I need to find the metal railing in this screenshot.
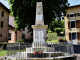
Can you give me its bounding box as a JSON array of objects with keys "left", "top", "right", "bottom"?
[{"left": 6, "top": 42, "right": 74, "bottom": 59}]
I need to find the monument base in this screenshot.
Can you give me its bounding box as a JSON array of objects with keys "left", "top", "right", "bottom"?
[{"left": 33, "top": 39, "right": 45, "bottom": 43}]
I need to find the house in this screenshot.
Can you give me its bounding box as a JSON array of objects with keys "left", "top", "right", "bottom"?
[
  {"left": 64, "top": 5, "right": 80, "bottom": 44},
  {"left": 0, "top": 2, "right": 32, "bottom": 43},
  {"left": 8, "top": 16, "right": 33, "bottom": 43},
  {"left": 0, "top": 2, "right": 10, "bottom": 42}
]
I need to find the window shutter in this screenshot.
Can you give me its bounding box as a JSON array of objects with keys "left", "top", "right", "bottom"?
[
  {"left": 79, "top": 20, "right": 80, "bottom": 28},
  {"left": 75, "top": 13, "right": 76, "bottom": 17},
  {"left": 77, "top": 13, "right": 80, "bottom": 16},
  {"left": 76, "top": 20, "right": 79, "bottom": 28},
  {"left": 67, "top": 14, "right": 69, "bottom": 18},
  {"left": 69, "top": 32, "right": 71, "bottom": 40},
  {"left": 68, "top": 21, "right": 70, "bottom": 29},
  {"left": 77, "top": 32, "right": 80, "bottom": 40},
  {"left": 76, "top": 20, "right": 80, "bottom": 28}
]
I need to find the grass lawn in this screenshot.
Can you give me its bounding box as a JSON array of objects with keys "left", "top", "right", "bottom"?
[
  {"left": 47, "top": 31, "right": 65, "bottom": 43},
  {"left": 0, "top": 48, "right": 26, "bottom": 57},
  {"left": 0, "top": 50, "right": 6, "bottom": 57}
]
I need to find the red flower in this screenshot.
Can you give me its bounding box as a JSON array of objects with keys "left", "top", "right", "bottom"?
[
  {"left": 34, "top": 51, "right": 43, "bottom": 55},
  {"left": 58, "top": 38, "right": 67, "bottom": 42},
  {"left": 34, "top": 51, "right": 37, "bottom": 55},
  {"left": 40, "top": 52, "right": 43, "bottom": 54},
  {"left": 38, "top": 52, "right": 41, "bottom": 54}
]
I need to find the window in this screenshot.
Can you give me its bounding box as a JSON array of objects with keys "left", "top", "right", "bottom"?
[
  {"left": 22, "top": 28, "right": 25, "bottom": 31},
  {"left": 8, "top": 33, "right": 11, "bottom": 40},
  {"left": 70, "top": 20, "right": 76, "bottom": 29},
  {"left": 1, "top": 21, "right": 3, "bottom": 28},
  {"left": 1, "top": 11, "right": 4, "bottom": 17},
  {"left": 71, "top": 32, "right": 77, "bottom": 40},
  {"left": 78, "top": 12, "right": 80, "bottom": 16},
  {"left": 0, "top": 34, "right": 2, "bottom": 37},
  {"left": 71, "top": 21, "right": 76, "bottom": 28},
  {"left": 9, "top": 33, "right": 11, "bottom": 38},
  {"left": 67, "top": 13, "right": 76, "bottom": 18},
  {"left": 68, "top": 20, "right": 80, "bottom": 29},
  {"left": 69, "top": 32, "right": 80, "bottom": 40},
  {"left": 22, "top": 34, "right": 25, "bottom": 39}
]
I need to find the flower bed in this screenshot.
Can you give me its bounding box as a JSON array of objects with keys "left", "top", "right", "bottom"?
[
  {"left": 58, "top": 38, "right": 67, "bottom": 42},
  {"left": 34, "top": 51, "right": 43, "bottom": 58}
]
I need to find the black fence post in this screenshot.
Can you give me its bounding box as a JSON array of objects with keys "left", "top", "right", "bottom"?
[{"left": 6, "top": 44, "right": 9, "bottom": 56}]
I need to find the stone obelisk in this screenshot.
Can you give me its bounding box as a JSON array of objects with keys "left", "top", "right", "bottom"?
[{"left": 32, "top": 2, "right": 48, "bottom": 43}]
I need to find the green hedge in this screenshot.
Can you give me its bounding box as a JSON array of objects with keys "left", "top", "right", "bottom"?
[{"left": 54, "top": 28, "right": 65, "bottom": 35}]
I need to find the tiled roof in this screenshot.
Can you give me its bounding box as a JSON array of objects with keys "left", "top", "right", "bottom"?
[
  {"left": 9, "top": 16, "right": 15, "bottom": 28},
  {"left": 0, "top": 2, "right": 10, "bottom": 13},
  {"left": 8, "top": 24, "right": 15, "bottom": 29},
  {"left": 68, "top": 5, "right": 80, "bottom": 8}
]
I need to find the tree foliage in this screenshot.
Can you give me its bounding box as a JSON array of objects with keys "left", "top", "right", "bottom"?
[
  {"left": 50, "top": 19, "right": 64, "bottom": 32},
  {"left": 5, "top": 0, "right": 69, "bottom": 35}
]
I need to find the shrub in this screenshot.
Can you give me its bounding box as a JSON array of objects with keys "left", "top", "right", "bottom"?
[
  {"left": 17, "top": 39, "right": 25, "bottom": 43},
  {"left": 54, "top": 28, "right": 65, "bottom": 35},
  {"left": 47, "top": 33, "right": 56, "bottom": 41}
]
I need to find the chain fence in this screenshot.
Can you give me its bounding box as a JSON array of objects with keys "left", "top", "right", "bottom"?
[{"left": 5, "top": 42, "right": 74, "bottom": 60}]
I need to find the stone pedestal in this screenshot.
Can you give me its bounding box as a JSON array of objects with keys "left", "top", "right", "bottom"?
[
  {"left": 32, "top": 25, "right": 48, "bottom": 43},
  {"left": 26, "top": 2, "right": 48, "bottom": 55},
  {"left": 31, "top": 2, "right": 48, "bottom": 44}
]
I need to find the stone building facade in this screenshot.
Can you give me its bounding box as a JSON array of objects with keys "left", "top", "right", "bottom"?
[
  {"left": 0, "top": 2, "right": 10, "bottom": 42},
  {"left": 64, "top": 5, "right": 80, "bottom": 44},
  {"left": 0, "top": 2, "right": 32, "bottom": 43}
]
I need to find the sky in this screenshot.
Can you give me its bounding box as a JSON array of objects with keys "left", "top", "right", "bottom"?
[{"left": 0, "top": 0, "right": 80, "bottom": 9}]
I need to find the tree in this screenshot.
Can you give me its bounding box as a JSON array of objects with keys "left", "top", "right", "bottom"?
[
  {"left": 5, "top": 0, "right": 69, "bottom": 35},
  {"left": 50, "top": 19, "right": 64, "bottom": 32}
]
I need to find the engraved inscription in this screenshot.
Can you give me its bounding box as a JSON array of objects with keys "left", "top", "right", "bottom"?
[
  {"left": 36, "top": 31, "right": 39, "bottom": 39},
  {"left": 36, "top": 31, "right": 43, "bottom": 39},
  {"left": 39, "top": 31, "right": 43, "bottom": 39},
  {"left": 37, "top": 3, "right": 41, "bottom": 7},
  {"left": 36, "top": 15, "right": 42, "bottom": 21},
  {"left": 37, "top": 10, "right": 42, "bottom": 14}
]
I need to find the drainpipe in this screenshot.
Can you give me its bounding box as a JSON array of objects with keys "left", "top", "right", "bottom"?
[{"left": 64, "top": 17, "right": 66, "bottom": 40}]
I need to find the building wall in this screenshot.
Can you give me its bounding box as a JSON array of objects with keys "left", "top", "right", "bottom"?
[
  {"left": 21, "top": 27, "right": 32, "bottom": 40},
  {"left": 65, "top": 6, "right": 80, "bottom": 41},
  {"left": 8, "top": 30, "right": 16, "bottom": 43},
  {"left": 8, "top": 28, "right": 32, "bottom": 43},
  {"left": 0, "top": 5, "right": 9, "bottom": 42},
  {"left": 17, "top": 31, "right": 22, "bottom": 40}
]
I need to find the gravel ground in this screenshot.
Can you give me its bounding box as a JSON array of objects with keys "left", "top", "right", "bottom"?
[
  {"left": 74, "top": 54, "right": 80, "bottom": 60},
  {"left": 0, "top": 56, "right": 5, "bottom": 60},
  {"left": 0, "top": 54, "right": 79, "bottom": 60}
]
